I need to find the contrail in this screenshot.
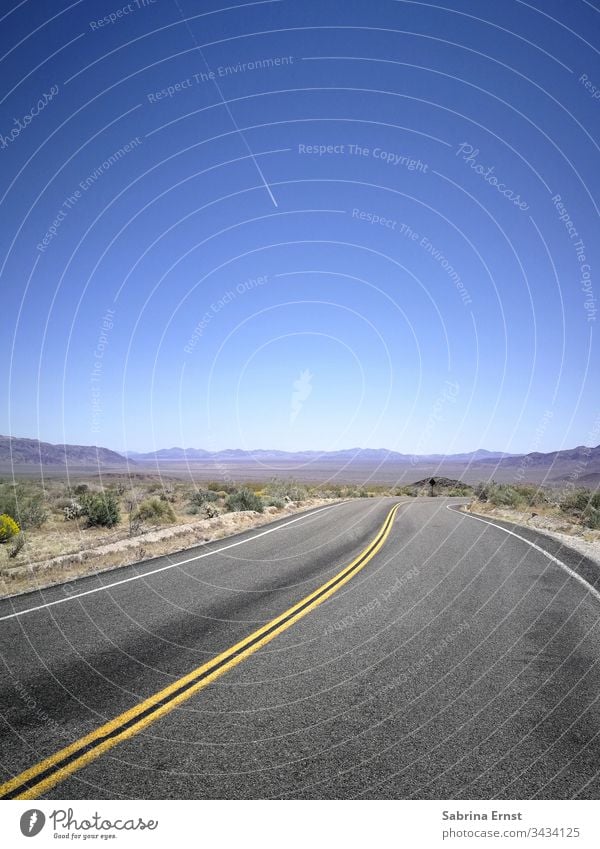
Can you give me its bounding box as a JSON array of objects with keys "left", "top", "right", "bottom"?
[{"left": 172, "top": 0, "right": 278, "bottom": 208}]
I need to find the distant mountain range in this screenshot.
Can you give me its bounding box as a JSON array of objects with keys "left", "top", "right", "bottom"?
[
  {"left": 1, "top": 436, "right": 599, "bottom": 485},
  {"left": 0, "top": 435, "right": 129, "bottom": 467},
  {"left": 125, "top": 446, "right": 514, "bottom": 463}
]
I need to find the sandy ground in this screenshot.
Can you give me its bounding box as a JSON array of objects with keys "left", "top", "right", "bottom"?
[
  {"left": 462, "top": 502, "right": 600, "bottom": 567},
  {"left": 0, "top": 499, "right": 339, "bottom": 599}
]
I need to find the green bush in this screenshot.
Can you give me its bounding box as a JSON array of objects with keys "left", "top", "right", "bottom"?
[
  {"left": 513, "top": 485, "right": 546, "bottom": 506},
  {"left": 560, "top": 489, "right": 592, "bottom": 514},
  {"left": 187, "top": 489, "right": 220, "bottom": 515},
  {"left": 0, "top": 514, "right": 20, "bottom": 542},
  {"left": 0, "top": 485, "right": 48, "bottom": 528},
  {"left": 475, "top": 482, "right": 526, "bottom": 509},
  {"left": 583, "top": 507, "right": 600, "bottom": 530},
  {"left": 474, "top": 481, "right": 492, "bottom": 502},
  {"left": 189, "top": 489, "right": 219, "bottom": 507},
  {"left": 0, "top": 490, "right": 19, "bottom": 522},
  {"left": 264, "top": 497, "right": 285, "bottom": 509},
  {"left": 449, "top": 483, "right": 474, "bottom": 497},
  {"left": 264, "top": 478, "right": 308, "bottom": 502},
  {"left": 158, "top": 490, "right": 176, "bottom": 503},
  {"left": 492, "top": 485, "right": 525, "bottom": 508},
  {"left": 19, "top": 497, "right": 48, "bottom": 529},
  {"left": 133, "top": 497, "right": 176, "bottom": 524},
  {"left": 225, "top": 488, "right": 264, "bottom": 513},
  {"left": 207, "top": 480, "right": 236, "bottom": 494},
  {"left": 81, "top": 491, "right": 121, "bottom": 527},
  {"left": 447, "top": 487, "right": 470, "bottom": 496}
]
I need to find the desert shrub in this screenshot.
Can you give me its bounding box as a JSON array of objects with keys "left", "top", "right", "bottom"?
[
  {"left": 314, "top": 484, "right": 348, "bottom": 499},
  {"left": 558, "top": 489, "right": 600, "bottom": 527},
  {"left": 63, "top": 501, "right": 85, "bottom": 521},
  {"left": 512, "top": 484, "right": 546, "bottom": 506},
  {"left": 187, "top": 489, "right": 220, "bottom": 515},
  {"left": 133, "top": 498, "right": 176, "bottom": 523},
  {"left": 19, "top": 497, "right": 48, "bottom": 529},
  {"left": 490, "top": 484, "right": 524, "bottom": 508},
  {"left": 0, "top": 485, "right": 49, "bottom": 528},
  {"left": 81, "top": 491, "right": 121, "bottom": 527},
  {"left": 395, "top": 485, "right": 416, "bottom": 497},
  {"left": 474, "top": 482, "right": 522, "bottom": 508},
  {"left": 239, "top": 481, "right": 259, "bottom": 493},
  {"left": 560, "top": 489, "right": 592, "bottom": 514},
  {"left": 203, "top": 504, "right": 220, "bottom": 519},
  {"left": 345, "top": 488, "right": 366, "bottom": 498},
  {"left": 225, "top": 488, "right": 264, "bottom": 513},
  {"left": 319, "top": 486, "right": 341, "bottom": 498},
  {"left": 449, "top": 483, "right": 473, "bottom": 496},
  {"left": 207, "top": 480, "right": 236, "bottom": 494},
  {"left": 0, "top": 490, "right": 19, "bottom": 522},
  {"left": 8, "top": 532, "right": 25, "bottom": 558},
  {"left": 583, "top": 507, "right": 600, "bottom": 530},
  {"left": 189, "top": 489, "right": 219, "bottom": 507},
  {"left": 158, "top": 489, "right": 177, "bottom": 503},
  {"left": 72, "top": 483, "right": 89, "bottom": 496},
  {"left": 0, "top": 514, "right": 20, "bottom": 542},
  {"left": 474, "top": 481, "right": 549, "bottom": 508},
  {"left": 264, "top": 478, "right": 308, "bottom": 502},
  {"left": 264, "top": 497, "right": 285, "bottom": 509},
  {"left": 474, "top": 481, "right": 493, "bottom": 502}
]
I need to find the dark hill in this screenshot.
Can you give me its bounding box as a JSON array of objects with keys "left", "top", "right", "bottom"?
[{"left": 0, "top": 435, "right": 130, "bottom": 467}]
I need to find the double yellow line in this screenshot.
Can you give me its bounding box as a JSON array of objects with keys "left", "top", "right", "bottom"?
[{"left": 1, "top": 502, "right": 401, "bottom": 800}]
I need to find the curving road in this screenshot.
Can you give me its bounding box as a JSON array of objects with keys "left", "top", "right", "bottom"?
[{"left": 1, "top": 496, "right": 600, "bottom": 800}]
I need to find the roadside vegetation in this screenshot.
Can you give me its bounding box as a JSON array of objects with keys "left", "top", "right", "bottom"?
[
  {"left": 0, "top": 475, "right": 382, "bottom": 591},
  {"left": 469, "top": 481, "right": 600, "bottom": 530},
  {"left": 4, "top": 472, "right": 596, "bottom": 595}
]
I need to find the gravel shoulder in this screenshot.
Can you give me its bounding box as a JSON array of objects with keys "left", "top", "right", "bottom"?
[{"left": 461, "top": 501, "right": 600, "bottom": 567}]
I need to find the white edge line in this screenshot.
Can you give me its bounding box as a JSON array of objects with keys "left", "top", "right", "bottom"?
[
  {"left": 447, "top": 505, "right": 600, "bottom": 605},
  {"left": 0, "top": 502, "right": 345, "bottom": 623}
]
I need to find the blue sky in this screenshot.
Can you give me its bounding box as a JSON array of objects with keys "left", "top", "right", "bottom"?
[{"left": 1, "top": 0, "right": 598, "bottom": 454}]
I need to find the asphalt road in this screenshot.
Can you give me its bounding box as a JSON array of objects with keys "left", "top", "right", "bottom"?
[{"left": 1, "top": 496, "right": 600, "bottom": 800}]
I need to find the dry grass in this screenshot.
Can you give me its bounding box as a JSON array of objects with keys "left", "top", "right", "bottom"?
[{"left": 0, "top": 471, "right": 350, "bottom": 597}]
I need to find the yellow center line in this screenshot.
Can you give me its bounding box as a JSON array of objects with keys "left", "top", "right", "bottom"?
[{"left": 1, "top": 501, "right": 401, "bottom": 800}]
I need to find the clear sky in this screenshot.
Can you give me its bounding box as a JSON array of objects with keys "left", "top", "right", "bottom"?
[{"left": 1, "top": 0, "right": 598, "bottom": 454}]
